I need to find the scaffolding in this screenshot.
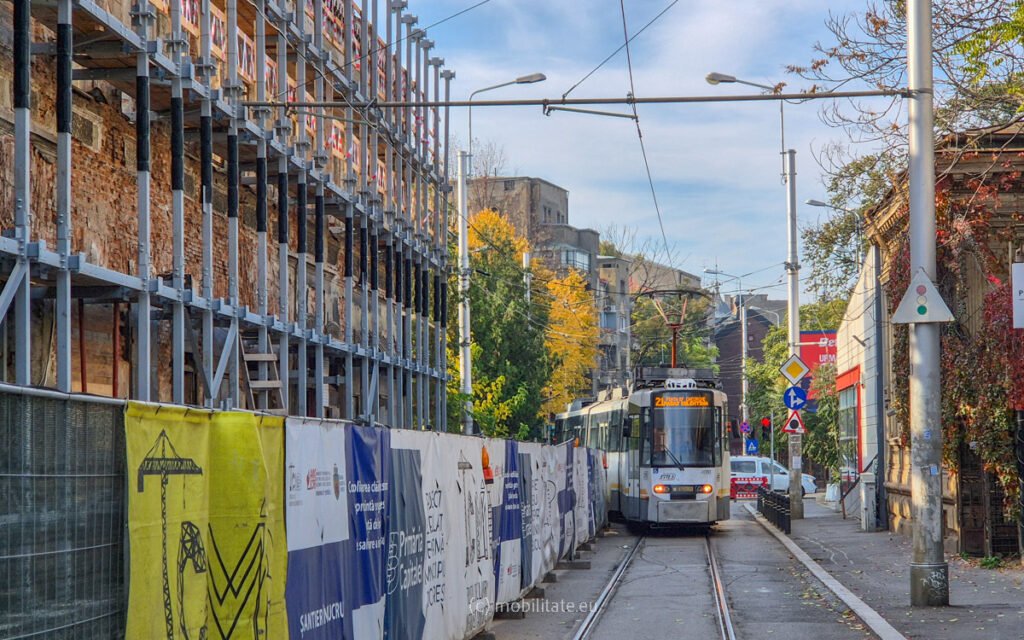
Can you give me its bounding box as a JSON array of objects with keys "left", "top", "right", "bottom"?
[{"left": 0, "top": 0, "right": 452, "bottom": 427}]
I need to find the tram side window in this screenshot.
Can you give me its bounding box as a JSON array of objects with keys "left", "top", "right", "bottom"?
[
  {"left": 608, "top": 410, "right": 622, "bottom": 451},
  {"left": 625, "top": 412, "right": 641, "bottom": 449}
]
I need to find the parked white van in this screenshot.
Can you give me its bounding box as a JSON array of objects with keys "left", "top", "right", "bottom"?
[{"left": 730, "top": 455, "right": 817, "bottom": 495}]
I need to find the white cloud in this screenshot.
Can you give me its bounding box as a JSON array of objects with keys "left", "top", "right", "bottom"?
[{"left": 416, "top": 0, "right": 872, "bottom": 287}]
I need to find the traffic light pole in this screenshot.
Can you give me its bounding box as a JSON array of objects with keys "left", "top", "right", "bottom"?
[
  {"left": 785, "top": 149, "right": 803, "bottom": 520},
  {"left": 907, "top": 0, "right": 948, "bottom": 606}
]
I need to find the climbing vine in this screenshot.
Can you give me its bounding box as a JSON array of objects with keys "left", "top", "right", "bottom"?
[{"left": 884, "top": 172, "right": 1024, "bottom": 513}]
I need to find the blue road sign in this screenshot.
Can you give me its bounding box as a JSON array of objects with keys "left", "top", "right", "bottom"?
[
  {"left": 739, "top": 420, "right": 751, "bottom": 434},
  {"left": 745, "top": 438, "right": 759, "bottom": 455},
  {"left": 783, "top": 386, "right": 808, "bottom": 411}
]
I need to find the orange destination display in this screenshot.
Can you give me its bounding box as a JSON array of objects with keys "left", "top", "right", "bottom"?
[{"left": 654, "top": 395, "right": 711, "bottom": 408}]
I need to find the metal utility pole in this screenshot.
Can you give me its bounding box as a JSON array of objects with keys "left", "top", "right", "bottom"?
[
  {"left": 785, "top": 148, "right": 803, "bottom": 520},
  {"left": 740, "top": 293, "right": 748, "bottom": 431},
  {"left": 907, "top": 0, "right": 948, "bottom": 607},
  {"left": 457, "top": 150, "right": 473, "bottom": 435},
  {"left": 523, "top": 252, "right": 532, "bottom": 307}
]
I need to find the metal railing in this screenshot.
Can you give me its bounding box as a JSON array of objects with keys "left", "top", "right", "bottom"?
[{"left": 756, "top": 486, "right": 790, "bottom": 534}]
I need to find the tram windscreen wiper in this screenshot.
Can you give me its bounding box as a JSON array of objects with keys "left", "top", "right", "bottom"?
[{"left": 660, "top": 446, "right": 687, "bottom": 471}]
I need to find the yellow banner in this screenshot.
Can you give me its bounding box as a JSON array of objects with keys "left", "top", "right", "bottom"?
[{"left": 126, "top": 403, "right": 287, "bottom": 639}]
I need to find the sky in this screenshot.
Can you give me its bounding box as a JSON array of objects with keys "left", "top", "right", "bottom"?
[{"left": 413, "top": 0, "right": 883, "bottom": 299}]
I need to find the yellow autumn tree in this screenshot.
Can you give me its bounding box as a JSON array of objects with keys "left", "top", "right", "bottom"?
[{"left": 542, "top": 269, "right": 599, "bottom": 417}]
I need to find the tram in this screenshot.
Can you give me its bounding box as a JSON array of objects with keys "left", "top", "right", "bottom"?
[{"left": 554, "top": 367, "right": 731, "bottom": 526}]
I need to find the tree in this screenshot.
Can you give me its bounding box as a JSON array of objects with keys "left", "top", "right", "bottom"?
[
  {"left": 746, "top": 300, "right": 847, "bottom": 477},
  {"left": 541, "top": 270, "right": 599, "bottom": 417},
  {"left": 598, "top": 232, "right": 717, "bottom": 371},
  {"left": 445, "top": 209, "right": 550, "bottom": 439},
  {"left": 791, "top": 1, "right": 1024, "bottom": 298}
]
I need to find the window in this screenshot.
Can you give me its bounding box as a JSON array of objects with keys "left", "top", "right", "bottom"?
[
  {"left": 763, "top": 461, "right": 786, "bottom": 475},
  {"left": 731, "top": 460, "right": 756, "bottom": 474},
  {"left": 600, "top": 311, "right": 617, "bottom": 330},
  {"left": 838, "top": 386, "right": 858, "bottom": 481},
  {"left": 504, "top": 180, "right": 515, "bottom": 191},
  {"left": 561, "top": 249, "right": 590, "bottom": 272}
]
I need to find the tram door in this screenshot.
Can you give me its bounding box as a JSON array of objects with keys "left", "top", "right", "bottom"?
[{"left": 623, "top": 410, "right": 642, "bottom": 520}]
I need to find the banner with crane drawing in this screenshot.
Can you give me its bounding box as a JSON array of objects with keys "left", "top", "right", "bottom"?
[{"left": 124, "top": 404, "right": 287, "bottom": 640}]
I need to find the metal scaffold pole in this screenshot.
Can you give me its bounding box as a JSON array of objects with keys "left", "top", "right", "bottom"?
[
  {"left": 276, "top": 11, "right": 290, "bottom": 413},
  {"left": 907, "top": 0, "right": 949, "bottom": 607},
  {"left": 295, "top": 0, "right": 308, "bottom": 417},
  {"left": 200, "top": 0, "right": 214, "bottom": 406},
  {"left": 134, "top": 0, "right": 152, "bottom": 401},
  {"left": 169, "top": 0, "right": 185, "bottom": 403},
  {"left": 226, "top": 0, "right": 240, "bottom": 408},
  {"left": 255, "top": 0, "right": 269, "bottom": 409},
  {"left": 55, "top": 0, "right": 73, "bottom": 392},
  {"left": 11, "top": 0, "right": 31, "bottom": 386}
]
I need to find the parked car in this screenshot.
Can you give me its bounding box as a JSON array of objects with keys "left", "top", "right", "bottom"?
[{"left": 729, "top": 455, "right": 817, "bottom": 496}]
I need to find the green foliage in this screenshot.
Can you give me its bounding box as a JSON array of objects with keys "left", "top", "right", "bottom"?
[
  {"left": 746, "top": 300, "right": 847, "bottom": 476},
  {"left": 802, "top": 153, "right": 898, "bottom": 300},
  {"left": 631, "top": 295, "right": 718, "bottom": 369},
  {"left": 445, "top": 211, "right": 550, "bottom": 439},
  {"left": 980, "top": 555, "right": 1003, "bottom": 569}
]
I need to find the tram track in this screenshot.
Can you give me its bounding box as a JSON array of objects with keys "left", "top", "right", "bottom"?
[
  {"left": 572, "top": 530, "right": 737, "bottom": 640},
  {"left": 706, "top": 534, "right": 737, "bottom": 640}
]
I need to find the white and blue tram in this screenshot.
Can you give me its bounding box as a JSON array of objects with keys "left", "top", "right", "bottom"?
[{"left": 554, "top": 368, "right": 731, "bottom": 526}]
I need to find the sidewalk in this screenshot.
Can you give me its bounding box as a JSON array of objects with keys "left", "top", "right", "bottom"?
[{"left": 782, "top": 499, "right": 1024, "bottom": 640}]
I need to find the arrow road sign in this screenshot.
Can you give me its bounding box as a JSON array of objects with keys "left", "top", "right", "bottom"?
[
  {"left": 779, "top": 354, "right": 810, "bottom": 385},
  {"left": 745, "top": 438, "right": 759, "bottom": 455},
  {"left": 783, "top": 386, "right": 808, "bottom": 411},
  {"left": 782, "top": 410, "right": 806, "bottom": 434}
]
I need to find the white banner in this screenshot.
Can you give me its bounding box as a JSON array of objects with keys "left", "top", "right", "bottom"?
[{"left": 284, "top": 417, "right": 349, "bottom": 639}]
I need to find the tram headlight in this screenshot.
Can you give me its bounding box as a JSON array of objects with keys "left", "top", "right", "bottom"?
[
  {"left": 700, "top": 484, "right": 714, "bottom": 494},
  {"left": 652, "top": 484, "right": 670, "bottom": 494}
]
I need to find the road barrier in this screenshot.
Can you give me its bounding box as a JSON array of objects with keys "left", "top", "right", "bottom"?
[
  {"left": 0, "top": 386, "right": 607, "bottom": 640},
  {"left": 730, "top": 476, "right": 767, "bottom": 500},
  {"left": 756, "top": 486, "right": 791, "bottom": 534}
]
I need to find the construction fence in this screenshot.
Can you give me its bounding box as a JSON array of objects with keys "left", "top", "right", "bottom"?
[{"left": 0, "top": 387, "right": 608, "bottom": 639}]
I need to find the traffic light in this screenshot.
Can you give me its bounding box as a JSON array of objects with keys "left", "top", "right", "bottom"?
[
  {"left": 760, "top": 417, "right": 771, "bottom": 440},
  {"left": 914, "top": 283, "right": 929, "bottom": 317}
]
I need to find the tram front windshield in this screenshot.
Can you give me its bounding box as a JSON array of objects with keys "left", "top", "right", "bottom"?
[{"left": 649, "top": 394, "right": 717, "bottom": 467}]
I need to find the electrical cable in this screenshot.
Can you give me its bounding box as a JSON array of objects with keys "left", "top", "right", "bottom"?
[
  {"left": 617, "top": 0, "right": 674, "bottom": 272},
  {"left": 561, "top": 0, "right": 679, "bottom": 99}
]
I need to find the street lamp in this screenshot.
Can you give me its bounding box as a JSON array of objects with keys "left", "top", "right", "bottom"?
[
  {"left": 468, "top": 73, "right": 546, "bottom": 171},
  {"left": 707, "top": 70, "right": 803, "bottom": 518},
  {"left": 457, "top": 72, "right": 544, "bottom": 436},
  {"left": 706, "top": 71, "right": 785, "bottom": 172}
]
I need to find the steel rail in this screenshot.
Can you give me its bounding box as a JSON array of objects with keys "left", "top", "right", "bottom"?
[
  {"left": 707, "top": 534, "right": 737, "bottom": 640},
  {"left": 572, "top": 535, "right": 645, "bottom": 640}
]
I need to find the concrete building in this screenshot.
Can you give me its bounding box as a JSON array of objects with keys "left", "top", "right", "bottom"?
[
  {"left": 467, "top": 176, "right": 600, "bottom": 287},
  {"left": 596, "top": 255, "right": 632, "bottom": 389},
  {"left": 468, "top": 175, "right": 610, "bottom": 391},
  {"left": 0, "top": 0, "right": 454, "bottom": 428},
  {"left": 712, "top": 302, "right": 778, "bottom": 453}
]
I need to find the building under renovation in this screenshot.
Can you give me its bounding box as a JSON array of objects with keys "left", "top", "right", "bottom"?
[{"left": 0, "top": 0, "right": 454, "bottom": 427}]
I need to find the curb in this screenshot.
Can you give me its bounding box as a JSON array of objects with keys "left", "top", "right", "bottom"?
[{"left": 743, "top": 503, "right": 907, "bottom": 640}]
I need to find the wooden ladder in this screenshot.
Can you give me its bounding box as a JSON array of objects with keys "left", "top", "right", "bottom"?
[{"left": 239, "top": 331, "right": 287, "bottom": 415}]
